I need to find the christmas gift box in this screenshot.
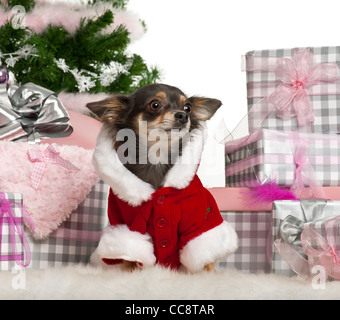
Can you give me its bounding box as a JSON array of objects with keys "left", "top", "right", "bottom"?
[
  {"left": 271, "top": 199, "right": 340, "bottom": 277},
  {"left": 46, "top": 110, "right": 101, "bottom": 150},
  {"left": 0, "top": 82, "right": 73, "bottom": 143},
  {"left": 243, "top": 46, "right": 340, "bottom": 135},
  {"left": 225, "top": 128, "right": 340, "bottom": 190},
  {"left": 26, "top": 179, "right": 109, "bottom": 268},
  {"left": 0, "top": 192, "right": 33, "bottom": 270},
  {"left": 209, "top": 188, "right": 272, "bottom": 273},
  {"left": 216, "top": 210, "right": 272, "bottom": 273},
  {"left": 0, "top": 141, "right": 100, "bottom": 239}
]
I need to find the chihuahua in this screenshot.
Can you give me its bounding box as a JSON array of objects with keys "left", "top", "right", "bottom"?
[
  {"left": 87, "top": 84, "right": 238, "bottom": 273},
  {"left": 87, "top": 83, "right": 221, "bottom": 189}
]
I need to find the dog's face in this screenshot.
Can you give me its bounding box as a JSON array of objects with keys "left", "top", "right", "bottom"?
[
  {"left": 88, "top": 84, "right": 222, "bottom": 188},
  {"left": 87, "top": 84, "right": 222, "bottom": 146}
]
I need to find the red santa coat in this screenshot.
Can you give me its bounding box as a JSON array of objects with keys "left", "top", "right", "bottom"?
[{"left": 90, "top": 125, "right": 238, "bottom": 273}]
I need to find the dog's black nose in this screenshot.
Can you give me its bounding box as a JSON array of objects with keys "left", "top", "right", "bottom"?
[{"left": 174, "top": 112, "right": 189, "bottom": 124}]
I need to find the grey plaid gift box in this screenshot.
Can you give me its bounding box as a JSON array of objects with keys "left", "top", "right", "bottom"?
[
  {"left": 217, "top": 210, "right": 272, "bottom": 273},
  {"left": 26, "top": 179, "right": 109, "bottom": 269},
  {"left": 225, "top": 128, "right": 340, "bottom": 188},
  {"left": 244, "top": 46, "right": 340, "bottom": 134},
  {"left": 272, "top": 199, "right": 340, "bottom": 277},
  {"left": 0, "top": 192, "right": 29, "bottom": 270}
]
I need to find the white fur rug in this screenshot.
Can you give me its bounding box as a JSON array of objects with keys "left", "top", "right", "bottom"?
[{"left": 2, "top": 265, "right": 340, "bottom": 300}]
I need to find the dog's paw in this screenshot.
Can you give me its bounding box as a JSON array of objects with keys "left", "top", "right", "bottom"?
[
  {"left": 121, "top": 260, "right": 143, "bottom": 272},
  {"left": 102, "top": 258, "right": 143, "bottom": 272},
  {"left": 203, "top": 263, "right": 216, "bottom": 273}
]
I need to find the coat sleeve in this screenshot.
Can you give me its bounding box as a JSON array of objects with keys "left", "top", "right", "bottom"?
[
  {"left": 90, "top": 224, "right": 156, "bottom": 268},
  {"left": 179, "top": 188, "right": 238, "bottom": 273},
  {"left": 90, "top": 190, "right": 156, "bottom": 268}
]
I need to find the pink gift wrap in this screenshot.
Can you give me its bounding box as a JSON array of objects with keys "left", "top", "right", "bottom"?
[
  {"left": 25, "top": 180, "right": 109, "bottom": 269},
  {"left": 225, "top": 129, "right": 340, "bottom": 189},
  {"left": 46, "top": 110, "right": 101, "bottom": 150},
  {"left": 217, "top": 210, "right": 272, "bottom": 274},
  {"left": 244, "top": 46, "right": 340, "bottom": 135},
  {"left": 0, "top": 192, "right": 32, "bottom": 270}
]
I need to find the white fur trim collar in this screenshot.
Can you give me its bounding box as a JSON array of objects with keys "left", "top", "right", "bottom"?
[{"left": 92, "top": 123, "right": 207, "bottom": 206}]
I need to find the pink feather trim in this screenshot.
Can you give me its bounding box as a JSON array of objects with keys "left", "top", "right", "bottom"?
[{"left": 242, "top": 180, "right": 298, "bottom": 207}]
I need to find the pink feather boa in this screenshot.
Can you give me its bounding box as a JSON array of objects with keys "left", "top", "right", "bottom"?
[
  {"left": 242, "top": 180, "right": 298, "bottom": 208},
  {"left": 0, "top": 0, "right": 144, "bottom": 40}
]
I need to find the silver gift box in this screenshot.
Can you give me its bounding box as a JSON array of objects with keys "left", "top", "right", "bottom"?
[{"left": 272, "top": 199, "right": 340, "bottom": 277}]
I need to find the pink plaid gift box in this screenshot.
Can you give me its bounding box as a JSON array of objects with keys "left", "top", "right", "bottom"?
[
  {"left": 209, "top": 188, "right": 272, "bottom": 273},
  {"left": 0, "top": 192, "right": 32, "bottom": 270},
  {"left": 243, "top": 46, "right": 340, "bottom": 135},
  {"left": 225, "top": 129, "right": 340, "bottom": 191}
]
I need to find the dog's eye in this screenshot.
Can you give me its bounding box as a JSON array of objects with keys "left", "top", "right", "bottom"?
[
  {"left": 183, "top": 104, "right": 192, "bottom": 113},
  {"left": 149, "top": 100, "right": 161, "bottom": 111}
]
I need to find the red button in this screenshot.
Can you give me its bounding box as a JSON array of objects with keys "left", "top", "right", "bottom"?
[
  {"left": 159, "top": 239, "right": 170, "bottom": 248},
  {"left": 157, "top": 217, "right": 168, "bottom": 228},
  {"left": 156, "top": 195, "right": 166, "bottom": 205}
]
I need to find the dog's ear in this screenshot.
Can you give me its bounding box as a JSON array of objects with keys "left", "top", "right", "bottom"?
[
  {"left": 86, "top": 95, "right": 130, "bottom": 124},
  {"left": 188, "top": 97, "right": 222, "bottom": 121}
]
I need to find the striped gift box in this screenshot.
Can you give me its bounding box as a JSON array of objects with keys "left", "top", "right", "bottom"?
[
  {"left": 26, "top": 179, "right": 109, "bottom": 269},
  {"left": 244, "top": 46, "right": 340, "bottom": 134},
  {"left": 225, "top": 129, "right": 340, "bottom": 188}
]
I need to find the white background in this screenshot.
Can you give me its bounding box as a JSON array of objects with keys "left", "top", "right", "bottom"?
[{"left": 126, "top": 0, "right": 340, "bottom": 187}]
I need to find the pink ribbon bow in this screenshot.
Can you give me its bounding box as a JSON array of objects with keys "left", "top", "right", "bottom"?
[
  {"left": 269, "top": 49, "right": 338, "bottom": 128},
  {"left": 274, "top": 215, "right": 340, "bottom": 281},
  {"left": 27, "top": 143, "right": 79, "bottom": 189},
  {"left": 221, "top": 49, "right": 339, "bottom": 146},
  {"left": 289, "top": 133, "right": 325, "bottom": 198}
]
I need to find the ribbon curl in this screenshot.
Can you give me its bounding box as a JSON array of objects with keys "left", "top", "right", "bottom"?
[
  {"left": 0, "top": 83, "right": 73, "bottom": 143},
  {"left": 0, "top": 192, "right": 34, "bottom": 268},
  {"left": 289, "top": 132, "right": 325, "bottom": 198},
  {"left": 28, "top": 143, "right": 79, "bottom": 189}
]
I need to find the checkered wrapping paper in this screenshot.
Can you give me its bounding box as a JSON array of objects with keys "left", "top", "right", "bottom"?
[
  {"left": 245, "top": 46, "right": 340, "bottom": 134},
  {"left": 272, "top": 200, "right": 340, "bottom": 277},
  {"left": 26, "top": 179, "right": 109, "bottom": 269},
  {"left": 225, "top": 129, "right": 340, "bottom": 187},
  {"left": 217, "top": 211, "right": 272, "bottom": 273},
  {"left": 0, "top": 193, "right": 24, "bottom": 271}
]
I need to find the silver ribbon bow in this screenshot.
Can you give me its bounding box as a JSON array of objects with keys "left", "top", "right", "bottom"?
[
  {"left": 0, "top": 83, "right": 73, "bottom": 143},
  {"left": 279, "top": 199, "right": 328, "bottom": 251}
]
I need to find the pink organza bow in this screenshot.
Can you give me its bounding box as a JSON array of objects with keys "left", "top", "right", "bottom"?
[
  {"left": 27, "top": 143, "right": 79, "bottom": 189},
  {"left": 269, "top": 49, "right": 338, "bottom": 127},
  {"left": 221, "top": 49, "right": 339, "bottom": 146},
  {"left": 289, "top": 133, "right": 325, "bottom": 198},
  {"left": 274, "top": 215, "right": 340, "bottom": 281}
]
